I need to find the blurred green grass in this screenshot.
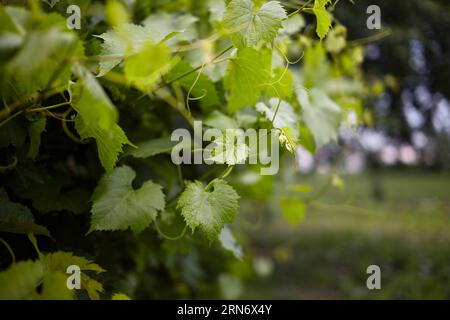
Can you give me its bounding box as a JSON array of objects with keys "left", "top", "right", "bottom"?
[{"left": 241, "top": 170, "right": 450, "bottom": 299}]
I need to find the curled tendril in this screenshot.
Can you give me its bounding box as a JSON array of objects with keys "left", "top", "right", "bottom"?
[
  {"left": 154, "top": 220, "right": 188, "bottom": 241},
  {"left": 186, "top": 63, "right": 207, "bottom": 116},
  {"left": 188, "top": 89, "right": 208, "bottom": 101},
  {"left": 61, "top": 107, "right": 89, "bottom": 144}
]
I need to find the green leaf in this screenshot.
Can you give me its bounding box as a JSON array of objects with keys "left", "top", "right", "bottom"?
[
  {"left": 96, "top": 24, "right": 157, "bottom": 77},
  {"left": 124, "top": 40, "right": 175, "bottom": 91},
  {"left": 256, "top": 98, "right": 298, "bottom": 136},
  {"left": 97, "top": 14, "right": 197, "bottom": 76},
  {"left": 263, "top": 67, "right": 294, "bottom": 99},
  {"left": 0, "top": 260, "right": 44, "bottom": 299},
  {"left": 142, "top": 13, "right": 198, "bottom": 45},
  {"left": 41, "top": 251, "right": 105, "bottom": 300},
  {"left": 75, "top": 117, "right": 132, "bottom": 172},
  {"left": 297, "top": 88, "right": 341, "bottom": 147},
  {"left": 82, "top": 275, "right": 104, "bottom": 300},
  {"left": 112, "top": 292, "right": 131, "bottom": 300},
  {"left": 27, "top": 115, "right": 46, "bottom": 160},
  {"left": 2, "top": 16, "right": 83, "bottom": 98},
  {"left": 204, "top": 110, "right": 239, "bottom": 130},
  {"left": 177, "top": 179, "right": 239, "bottom": 241},
  {"left": 127, "top": 136, "right": 178, "bottom": 158},
  {"left": 0, "top": 190, "right": 51, "bottom": 237},
  {"left": 42, "top": 251, "right": 105, "bottom": 274},
  {"left": 89, "top": 166, "right": 165, "bottom": 233},
  {"left": 38, "top": 272, "right": 74, "bottom": 300},
  {"left": 72, "top": 67, "right": 118, "bottom": 131},
  {"left": 280, "top": 198, "right": 305, "bottom": 225},
  {"left": 222, "top": 0, "right": 286, "bottom": 48},
  {"left": 72, "top": 68, "right": 132, "bottom": 171},
  {"left": 224, "top": 47, "right": 271, "bottom": 113},
  {"left": 313, "top": 0, "right": 332, "bottom": 40}
]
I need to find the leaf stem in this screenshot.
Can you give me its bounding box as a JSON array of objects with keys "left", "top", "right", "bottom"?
[{"left": 157, "top": 45, "right": 233, "bottom": 90}]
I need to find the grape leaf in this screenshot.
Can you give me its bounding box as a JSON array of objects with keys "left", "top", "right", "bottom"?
[
  {"left": 142, "top": 13, "right": 198, "bottom": 45},
  {"left": 224, "top": 47, "right": 271, "bottom": 113},
  {"left": 72, "top": 67, "right": 133, "bottom": 171},
  {"left": 42, "top": 251, "right": 105, "bottom": 274},
  {"left": 38, "top": 272, "right": 74, "bottom": 300},
  {"left": 177, "top": 179, "right": 239, "bottom": 241},
  {"left": 97, "top": 14, "right": 197, "bottom": 76},
  {"left": 112, "top": 293, "right": 131, "bottom": 300},
  {"left": 313, "top": 0, "right": 332, "bottom": 40},
  {"left": 204, "top": 110, "right": 239, "bottom": 130},
  {"left": 0, "top": 260, "right": 44, "bottom": 299},
  {"left": 75, "top": 118, "right": 132, "bottom": 172},
  {"left": 124, "top": 41, "right": 176, "bottom": 91},
  {"left": 2, "top": 13, "right": 83, "bottom": 98},
  {"left": 42, "top": 251, "right": 105, "bottom": 300},
  {"left": 82, "top": 275, "right": 104, "bottom": 300},
  {"left": 96, "top": 24, "right": 157, "bottom": 77},
  {"left": 72, "top": 67, "right": 118, "bottom": 131},
  {"left": 297, "top": 88, "right": 342, "bottom": 147},
  {"left": 263, "top": 67, "right": 294, "bottom": 99},
  {"left": 89, "top": 166, "right": 165, "bottom": 233},
  {"left": 222, "top": 0, "right": 286, "bottom": 48}
]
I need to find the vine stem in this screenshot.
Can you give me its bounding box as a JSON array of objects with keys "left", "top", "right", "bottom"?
[
  {"left": 205, "top": 165, "right": 234, "bottom": 191},
  {"left": 155, "top": 45, "right": 233, "bottom": 91},
  {"left": 177, "top": 165, "right": 185, "bottom": 189},
  {"left": 287, "top": 0, "right": 313, "bottom": 17},
  {"left": 27, "top": 101, "right": 72, "bottom": 113},
  {"left": 348, "top": 28, "right": 391, "bottom": 47},
  {"left": 0, "top": 85, "right": 67, "bottom": 128}
]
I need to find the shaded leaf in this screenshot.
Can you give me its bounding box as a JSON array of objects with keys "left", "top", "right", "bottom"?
[
  {"left": 89, "top": 166, "right": 165, "bottom": 233},
  {"left": 177, "top": 179, "right": 239, "bottom": 241}
]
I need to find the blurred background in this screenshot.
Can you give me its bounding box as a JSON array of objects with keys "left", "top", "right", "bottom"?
[{"left": 222, "top": 0, "right": 450, "bottom": 299}]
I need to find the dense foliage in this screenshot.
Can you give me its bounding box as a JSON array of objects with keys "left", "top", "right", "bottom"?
[{"left": 0, "top": 0, "right": 376, "bottom": 299}]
